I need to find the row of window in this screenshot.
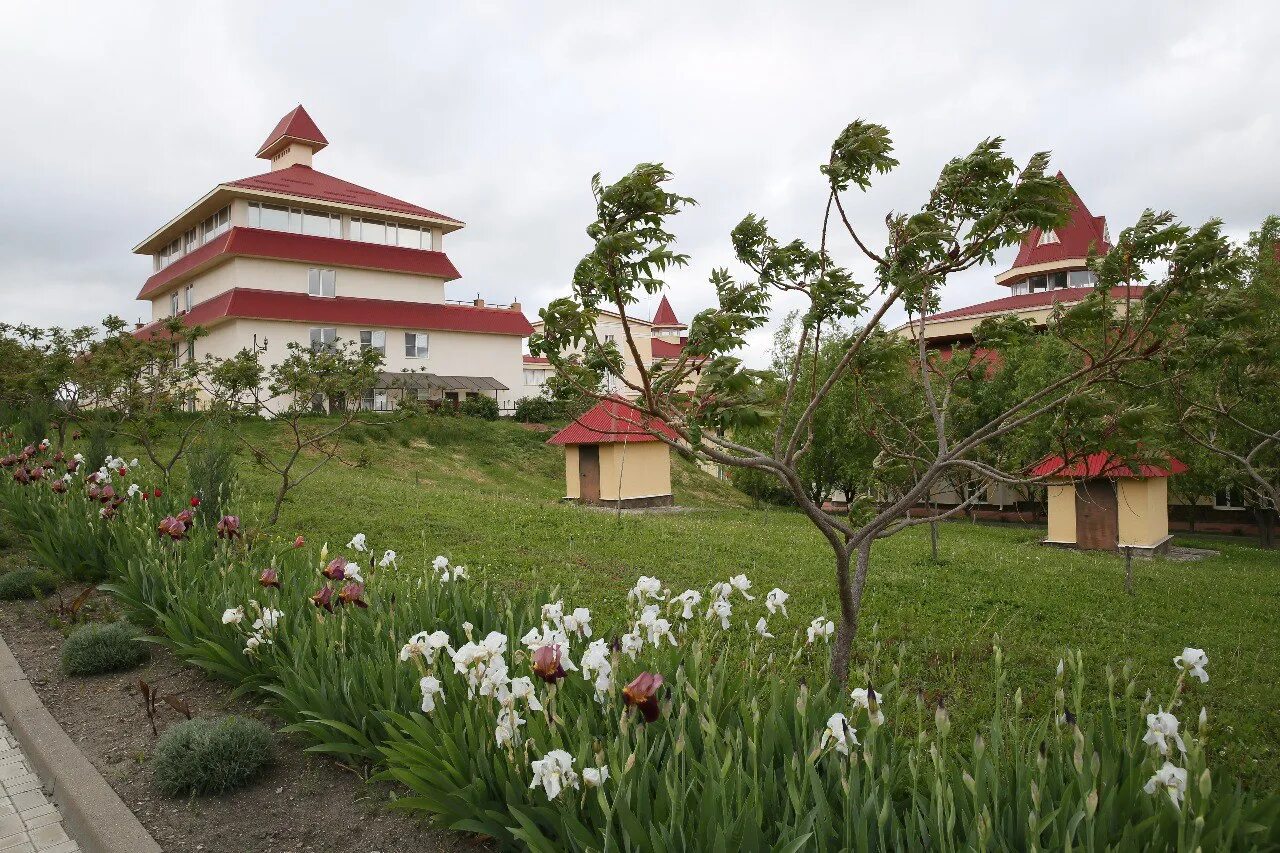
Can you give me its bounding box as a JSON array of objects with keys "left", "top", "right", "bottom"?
[
  {"left": 168, "top": 282, "right": 197, "bottom": 316},
  {"left": 1009, "top": 269, "right": 1097, "bottom": 295},
  {"left": 155, "top": 207, "right": 231, "bottom": 270},
  {"left": 247, "top": 202, "right": 436, "bottom": 249},
  {"left": 310, "top": 327, "right": 430, "bottom": 359}
]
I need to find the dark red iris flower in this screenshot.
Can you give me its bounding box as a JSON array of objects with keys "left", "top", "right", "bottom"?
[
  {"left": 258, "top": 567, "right": 282, "bottom": 589},
  {"left": 52, "top": 451, "right": 64, "bottom": 463},
  {"left": 623, "top": 672, "right": 665, "bottom": 723},
  {"left": 189, "top": 496, "right": 201, "bottom": 508},
  {"left": 153, "top": 488, "right": 162, "bottom": 498},
  {"left": 310, "top": 586, "right": 335, "bottom": 612},
  {"left": 293, "top": 535, "right": 305, "bottom": 548},
  {"left": 71, "top": 431, "right": 82, "bottom": 440},
  {"left": 50, "top": 479, "right": 68, "bottom": 494},
  {"left": 532, "top": 645, "right": 568, "bottom": 683},
  {"left": 337, "top": 582, "right": 368, "bottom": 608},
  {"left": 322, "top": 556, "right": 349, "bottom": 581},
  {"left": 29, "top": 467, "right": 44, "bottom": 481},
  {"left": 13, "top": 467, "right": 31, "bottom": 485},
  {"left": 216, "top": 515, "right": 241, "bottom": 539},
  {"left": 66, "top": 460, "right": 80, "bottom": 474},
  {"left": 85, "top": 471, "right": 100, "bottom": 484},
  {"left": 157, "top": 516, "right": 187, "bottom": 540},
  {"left": 175, "top": 508, "right": 194, "bottom": 526},
  {"left": 0, "top": 455, "right": 17, "bottom": 468},
  {"left": 98, "top": 485, "right": 116, "bottom": 503}
]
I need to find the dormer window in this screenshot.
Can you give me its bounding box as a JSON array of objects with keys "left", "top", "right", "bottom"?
[{"left": 1037, "top": 229, "right": 1061, "bottom": 246}]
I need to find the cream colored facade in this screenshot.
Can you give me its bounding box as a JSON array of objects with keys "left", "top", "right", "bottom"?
[
  {"left": 562, "top": 441, "right": 672, "bottom": 503},
  {"left": 1043, "top": 478, "right": 1171, "bottom": 550},
  {"left": 134, "top": 105, "right": 529, "bottom": 411}
]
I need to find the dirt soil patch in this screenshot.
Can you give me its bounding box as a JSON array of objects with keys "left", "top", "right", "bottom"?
[{"left": 0, "top": 585, "right": 478, "bottom": 853}]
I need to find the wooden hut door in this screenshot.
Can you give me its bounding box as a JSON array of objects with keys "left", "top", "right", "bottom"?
[
  {"left": 1075, "top": 480, "right": 1118, "bottom": 550},
  {"left": 579, "top": 445, "right": 601, "bottom": 503}
]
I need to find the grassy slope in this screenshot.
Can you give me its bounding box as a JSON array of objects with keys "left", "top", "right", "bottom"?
[{"left": 175, "top": 415, "right": 1279, "bottom": 787}]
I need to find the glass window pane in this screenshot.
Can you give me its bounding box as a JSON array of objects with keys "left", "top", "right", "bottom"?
[
  {"left": 320, "top": 269, "right": 336, "bottom": 297},
  {"left": 349, "top": 219, "right": 361, "bottom": 241},
  {"left": 248, "top": 203, "right": 261, "bottom": 228},
  {"left": 330, "top": 215, "right": 341, "bottom": 238},
  {"left": 404, "top": 333, "right": 415, "bottom": 357},
  {"left": 1049, "top": 272, "right": 1068, "bottom": 290},
  {"left": 397, "top": 225, "right": 420, "bottom": 249},
  {"left": 302, "top": 212, "right": 333, "bottom": 237},
  {"left": 308, "top": 268, "right": 320, "bottom": 296},
  {"left": 259, "top": 204, "right": 291, "bottom": 231},
  {"left": 1069, "top": 270, "right": 1094, "bottom": 287},
  {"left": 421, "top": 228, "right": 433, "bottom": 250},
  {"left": 372, "top": 331, "right": 385, "bottom": 353},
  {"left": 1029, "top": 275, "right": 1047, "bottom": 292},
  {"left": 360, "top": 221, "right": 386, "bottom": 244}
]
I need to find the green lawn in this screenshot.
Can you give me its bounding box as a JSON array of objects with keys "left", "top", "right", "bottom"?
[{"left": 100, "top": 415, "right": 1280, "bottom": 788}]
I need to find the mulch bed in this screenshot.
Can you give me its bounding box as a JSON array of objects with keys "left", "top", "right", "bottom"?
[{"left": 0, "top": 583, "right": 478, "bottom": 853}]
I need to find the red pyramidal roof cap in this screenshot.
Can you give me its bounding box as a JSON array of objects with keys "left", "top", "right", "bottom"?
[
  {"left": 651, "top": 295, "right": 684, "bottom": 328},
  {"left": 547, "top": 397, "right": 680, "bottom": 445},
  {"left": 257, "top": 105, "right": 329, "bottom": 159},
  {"left": 1010, "top": 173, "right": 1110, "bottom": 269},
  {"left": 1029, "top": 451, "right": 1187, "bottom": 479}
]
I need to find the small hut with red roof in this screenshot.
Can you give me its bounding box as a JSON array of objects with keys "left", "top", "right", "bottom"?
[
  {"left": 547, "top": 398, "right": 678, "bottom": 508},
  {"left": 1031, "top": 451, "right": 1187, "bottom": 554}
]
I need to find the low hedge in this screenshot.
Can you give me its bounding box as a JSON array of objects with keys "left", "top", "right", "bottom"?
[
  {"left": 152, "top": 716, "right": 274, "bottom": 796},
  {"left": 61, "top": 621, "right": 147, "bottom": 676}
]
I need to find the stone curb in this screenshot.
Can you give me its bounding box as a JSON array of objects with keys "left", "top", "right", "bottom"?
[{"left": 0, "top": 630, "right": 162, "bottom": 853}]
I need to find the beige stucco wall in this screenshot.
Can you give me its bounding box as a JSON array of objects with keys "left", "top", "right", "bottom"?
[
  {"left": 529, "top": 316, "right": 697, "bottom": 398},
  {"left": 192, "top": 317, "right": 525, "bottom": 408},
  {"left": 1117, "top": 478, "right": 1169, "bottom": 547},
  {"left": 151, "top": 256, "right": 449, "bottom": 313},
  {"left": 600, "top": 441, "right": 672, "bottom": 501},
  {"left": 564, "top": 445, "right": 580, "bottom": 499},
  {"left": 1045, "top": 482, "right": 1076, "bottom": 544}
]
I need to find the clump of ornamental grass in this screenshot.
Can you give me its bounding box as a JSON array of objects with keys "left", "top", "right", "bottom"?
[
  {"left": 0, "top": 567, "right": 58, "bottom": 600},
  {"left": 60, "top": 621, "right": 147, "bottom": 676},
  {"left": 152, "top": 716, "right": 274, "bottom": 796}
]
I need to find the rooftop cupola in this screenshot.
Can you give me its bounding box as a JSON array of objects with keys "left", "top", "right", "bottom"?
[
  {"left": 255, "top": 105, "right": 329, "bottom": 171},
  {"left": 994, "top": 172, "right": 1111, "bottom": 295},
  {"left": 650, "top": 295, "right": 687, "bottom": 336}
]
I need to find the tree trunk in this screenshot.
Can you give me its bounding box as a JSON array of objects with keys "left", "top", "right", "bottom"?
[
  {"left": 929, "top": 520, "right": 939, "bottom": 562},
  {"left": 1255, "top": 507, "right": 1276, "bottom": 549},
  {"left": 830, "top": 540, "right": 872, "bottom": 686},
  {"left": 269, "top": 476, "right": 290, "bottom": 526}
]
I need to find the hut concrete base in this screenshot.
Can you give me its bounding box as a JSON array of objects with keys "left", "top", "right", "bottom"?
[
  {"left": 570, "top": 494, "right": 675, "bottom": 509},
  {"left": 1039, "top": 534, "right": 1174, "bottom": 557}
]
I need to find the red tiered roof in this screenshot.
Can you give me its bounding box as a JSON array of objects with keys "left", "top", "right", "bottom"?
[
  {"left": 547, "top": 398, "right": 680, "bottom": 446},
  {"left": 921, "top": 286, "right": 1145, "bottom": 324},
  {"left": 134, "top": 288, "right": 532, "bottom": 339},
  {"left": 651, "top": 295, "right": 685, "bottom": 328},
  {"left": 256, "top": 105, "right": 328, "bottom": 158},
  {"left": 1009, "top": 172, "right": 1110, "bottom": 269},
  {"left": 650, "top": 337, "right": 687, "bottom": 358},
  {"left": 1029, "top": 451, "right": 1187, "bottom": 479},
  {"left": 136, "top": 227, "right": 462, "bottom": 300},
  {"left": 228, "top": 165, "right": 462, "bottom": 223}
]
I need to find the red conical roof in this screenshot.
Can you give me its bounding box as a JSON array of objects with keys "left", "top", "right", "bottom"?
[
  {"left": 256, "top": 105, "right": 329, "bottom": 159},
  {"left": 547, "top": 397, "right": 680, "bottom": 445},
  {"left": 1010, "top": 173, "right": 1110, "bottom": 268},
  {"left": 651, "top": 295, "right": 684, "bottom": 328}
]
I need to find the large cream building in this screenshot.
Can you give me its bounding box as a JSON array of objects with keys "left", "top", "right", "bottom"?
[
  {"left": 133, "top": 105, "right": 531, "bottom": 411},
  {"left": 524, "top": 296, "right": 702, "bottom": 398}
]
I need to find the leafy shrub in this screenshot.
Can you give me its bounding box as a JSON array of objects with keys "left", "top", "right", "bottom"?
[
  {"left": 0, "top": 567, "right": 58, "bottom": 600},
  {"left": 15, "top": 399, "right": 55, "bottom": 447},
  {"left": 60, "top": 621, "right": 147, "bottom": 676},
  {"left": 513, "top": 395, "right": 561, "bottom": 423},
  {"left": 460, "top": 395, "right": 499, "bottom": 420},
  {"left": 186, "top": 428, "right": 237, "bottom": 525},
  {"left": 85, "top": 421, "right": 112, "bottom": 472},
  {"left": 152, "top": 716, "right": 274, "bottom": 796}
]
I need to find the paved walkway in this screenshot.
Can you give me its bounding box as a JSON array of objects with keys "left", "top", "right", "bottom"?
[{"left": 0, "top": 716, "right": 79, "bottom": 853}]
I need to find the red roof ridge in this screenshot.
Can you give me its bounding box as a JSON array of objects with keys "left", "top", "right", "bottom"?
[
  {"left": 226, "top": 164, "right": 462, "bottom": 224},
  {"left": 1029, "top": 450, "right": 1188, "bottom": 479},
  {"left": 918, "top": 285, "right": 1145, "bottom": 324},
  {"left": 547, "top": 397, "right": 680, "bottom": 445},
  {"left": 136, "top": 227, "right": 462, "bottom": 300},
  {"left": 257, "top": 105, "right": 328, "bottom": 159},
  {"left": 134, "top": 287, "right": 532, "bottom": 339}
]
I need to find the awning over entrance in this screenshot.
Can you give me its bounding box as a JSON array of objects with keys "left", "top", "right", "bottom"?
[{"left": 375, "top": 372, "right": 508, "bottom": 392}]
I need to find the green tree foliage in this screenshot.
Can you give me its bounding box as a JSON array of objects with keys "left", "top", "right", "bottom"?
[{"left": 532, "top": 121, "right": 1241, "bottom": 682}]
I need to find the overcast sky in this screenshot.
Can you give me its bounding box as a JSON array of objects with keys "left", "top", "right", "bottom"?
[{"left": 1, "top": 2, "right": 1276, "bottom": 364}]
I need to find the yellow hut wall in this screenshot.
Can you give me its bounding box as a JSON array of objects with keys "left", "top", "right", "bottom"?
[
  {"left": 1117, "top": 477, "right": 1169, "bottom": 547},
  {"left": 564, "top": 445, "right": 581, "bottom": 499},
  {"left": 599, "top": 441, "right": 672, "bottom": 501},
  {"left": 1046, "top": 483, "right": 1077, "bottom": 544}
]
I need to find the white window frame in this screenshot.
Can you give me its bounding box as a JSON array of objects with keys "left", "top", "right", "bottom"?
[
  {"left": 359, "top": 330, "right": 386, "bottom": 355},
  {"left": 183, "top": 283, "right": 195, "bottom": 310},
  {"left": 169, "top": 292, "right": 179, "bottom": 316},
  {"left": 405, "top": 331, "right": 429, "bottom": 359},
  {"left": 309, "top": 327, "right": 337, "bottom": 352},
  {"left": 308, "top": 268, "right": 336, "bottom": 298}
]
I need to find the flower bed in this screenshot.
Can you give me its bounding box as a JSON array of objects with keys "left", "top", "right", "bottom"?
[{"left": 2, "top": 438, "right": 1278, "bottom": 850}]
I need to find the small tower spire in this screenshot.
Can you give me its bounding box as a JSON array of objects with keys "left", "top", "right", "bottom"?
[{"left": 256, "top": 105, "right": 329, "bottom": 171}]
